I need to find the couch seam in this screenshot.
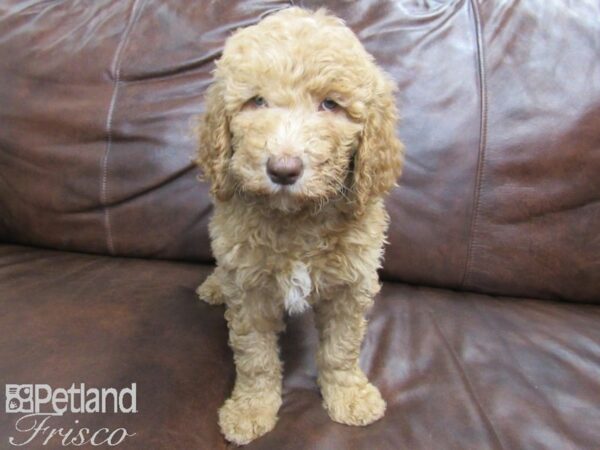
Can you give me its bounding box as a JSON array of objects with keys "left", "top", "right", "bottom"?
[
  {"left": 461, "top": 0, "right": 489, "bottom": 288},
  {"left": 427, "top": 307, "right": 506, "bottom": 450},
  {"left": 100, "top": 0, "right": 145, "bottom": 255}
]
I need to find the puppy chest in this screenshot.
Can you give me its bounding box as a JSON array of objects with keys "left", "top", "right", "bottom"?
[
  {"left": 278, "top": 258, "right": 351, "bottom": 315},
  {"left": 280, "top": 261, "right": 312, "bottom": 315}
]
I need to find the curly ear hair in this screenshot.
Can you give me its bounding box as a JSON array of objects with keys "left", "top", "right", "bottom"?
[
  {"left": 196, "top": 79, "right": 234, "bottom": 201},
  {"left": 352, "top": 77, "right": 404, "bottom": 216}
]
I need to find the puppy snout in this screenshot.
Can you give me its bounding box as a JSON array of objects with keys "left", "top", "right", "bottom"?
[{"left": 266, "top": 156, "right": 303, "bottom": 185}]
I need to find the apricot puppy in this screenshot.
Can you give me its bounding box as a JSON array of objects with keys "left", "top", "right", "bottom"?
[{"left": 196, "top": 7, "right": 404, "bottom": 445}]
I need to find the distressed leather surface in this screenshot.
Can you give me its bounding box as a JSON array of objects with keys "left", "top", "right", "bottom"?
[
  {"left": 0, "top": 244, "right": 598, "bottom": 449},
  {"left": 0, "top": 2, "right": 599, "bottom": 448},
  {"left": 1, "top": 1, "right": 598, "bottom": 302}
]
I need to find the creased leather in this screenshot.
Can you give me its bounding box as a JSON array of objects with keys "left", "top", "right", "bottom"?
[
  {"left": 0, "top": 244, "right": 598, "bottom": 449},
  {"left": 0, "top": 1, "right": 598, "bottom": 301}
]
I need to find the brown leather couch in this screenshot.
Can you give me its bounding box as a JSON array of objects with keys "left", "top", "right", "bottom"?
[{"left": 1, "top": 1, "right": 599, "bottom": 449}]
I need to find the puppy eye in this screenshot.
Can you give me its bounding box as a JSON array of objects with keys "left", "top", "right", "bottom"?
[
  {"left": 252, "top": 96, "right": 268, "bottom": 107},
  {"left": 320, "top": 98, "right": 339, "bottom": 112},
  {"left": 242, "top": 96, "right": 269, "bottom": 111}
]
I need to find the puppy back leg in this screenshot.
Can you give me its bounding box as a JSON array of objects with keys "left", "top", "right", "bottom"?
[
  {"left": 314, "top": 289, "right": 386, "bottom": 426},
  {"left": 218, "top": 292, "right": 284, "bottom": 445},
  {"left": 196, "top": 267, "right": 226, "bottom": 305}
]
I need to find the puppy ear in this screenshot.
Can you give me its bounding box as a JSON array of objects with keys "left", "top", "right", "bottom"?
[
  {"left": 352, "top": 76, "right": 404, "bottom": 216},
  {"left": 195, "top": 79, "right": 234, "bottom": 201}
]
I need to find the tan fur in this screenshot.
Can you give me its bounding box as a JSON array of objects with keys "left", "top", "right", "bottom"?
[{"left": 195, "top": 7, "right": 404, "bottom": 445}]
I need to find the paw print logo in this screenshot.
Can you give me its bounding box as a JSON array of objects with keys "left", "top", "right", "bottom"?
[{"left": 5, "top": 385, "right": 33, "bottom": 413}]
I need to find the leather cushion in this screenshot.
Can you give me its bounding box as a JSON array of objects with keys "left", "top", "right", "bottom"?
[
  {"left": 1, "top": 1, "right": 599, "bottom": 302},
  {"left": 1, "top": 244, "right": 598, "bottom": 448}
]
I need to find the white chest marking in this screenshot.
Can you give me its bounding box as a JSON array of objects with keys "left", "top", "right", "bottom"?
[{"left": 284, "top": 262, "right": 312, "bottom": 315}]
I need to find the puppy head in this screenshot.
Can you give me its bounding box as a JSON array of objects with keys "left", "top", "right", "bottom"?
[{"left": 196, "top": 7, "right": 403, "bottom": 215}]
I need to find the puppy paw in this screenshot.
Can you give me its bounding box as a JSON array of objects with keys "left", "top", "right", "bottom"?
[
  {"left": 321, "top": 382, "right": 386, "bottom": 426},
  {"left": 196, "top": 273, "right": 225, "bottom": 305},
  {"left": 218, "top": 394, "right": 281, "bottom": 445}
]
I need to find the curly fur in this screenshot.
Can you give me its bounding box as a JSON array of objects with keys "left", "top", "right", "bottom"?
[{"left": 195, "top": 7, "right": 404, "bottom": 445}]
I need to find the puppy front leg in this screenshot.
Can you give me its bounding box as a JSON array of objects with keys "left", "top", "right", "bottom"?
[
  {"left": 218, "top": 295, "right": 284, "bottom": 445},
  {"left": 315, "top": 289, "right": 386, "bottom": 426}
]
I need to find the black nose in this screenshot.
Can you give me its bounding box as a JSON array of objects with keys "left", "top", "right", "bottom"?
[{"left": 266, "top": 156, "right": 303, "bottom": 185}]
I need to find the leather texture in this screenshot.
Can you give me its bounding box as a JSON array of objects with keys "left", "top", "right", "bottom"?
[
  {"left": 1, "top": 1, "right": 599, "bottom": 448},
  {"left": 0, "top": 0, "right": 290, "bottom": 262},
  {"left": 0, "top": 0, "right": 599, "bottom": 302},
  {"left": 0, "top": 244, "right": 599, "bottom": 449}
]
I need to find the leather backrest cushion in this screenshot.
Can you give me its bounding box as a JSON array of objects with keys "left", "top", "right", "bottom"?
[
  {"left": 1, "top": 0, "right": 598, "bottom": 302},
  {"left": 304, "top": 0, "right": 600, "bottom": 303},
  {"left": 0, "top": 0, "right": 290, "bottom": 261}
]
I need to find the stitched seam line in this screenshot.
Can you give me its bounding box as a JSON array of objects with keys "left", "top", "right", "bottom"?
[
  {"left": 100, "top": 0, "right": 144, "bottom": 255},
  {"left": 461, "top": 0, "right": 489, "bottom": 288}
]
